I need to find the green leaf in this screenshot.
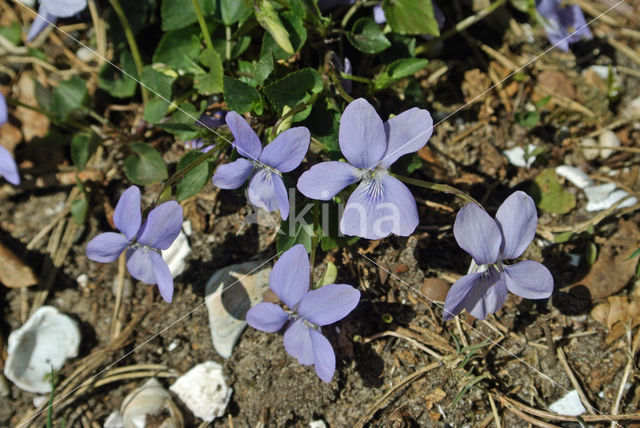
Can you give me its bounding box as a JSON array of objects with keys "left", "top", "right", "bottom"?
[
  {"left": 347, "top": 17, "right": 391, "bottom": 54},
  {"left": 161, "top": 0, "right": 215, "bottom": 31},
  {"left": 374, "top": 58, "right": 428, "bottom": 90},
  {"left": 259, "top": 11, "right": 307, "bottom": 60},
  {"left": 255, "top": 0, "right": 294, "bottom": 55},
  {"left": 263, "top": 68, "right": 323, "bottom": 121},
  {"left": 554, "top": 231, "right": 573, "bottom": 243},
  {"left": 254, "top": 50, "right": 274, "bottom": 84},
  {"left": 141, "top": 66, "right": 175, "bottom": 99},
  {"left": 71, "top": 134, "right": 99, "bottom": 170},
  {"left": 530, "top": 168, "right": 576, "bottom": 214},
  {"left": 0, "top": 22, "right": 22, "bottom": 45},
  {"left": 52, "top": 77, "right": 88, "bottom": 122},
  {"left": 195, "top": 48, "right": 224, "bottom": 95},
  {"left": 152, "top": 25, "right": 202, "bottom": 71},
  {"left": 124, "top": 142, "right": 169, "bottom": 185},
  {"left": 172, "top": 101, "right": 207, "bottom": 124},
  {"left": 515, "top": 110, "right": 541, "bottom": 128},
  {"left": 176, "top": 150, "right": 213, "bottom": 201},
  {"left": 219, "top": 0, "right": 253, "bottom": 25},
  {"left": 156, "top": 122, "right": 201, "bottom": 140},
  {"left": 277, "top": 219, "right": 313, "bottom": 253},
  {"left": 382, "top": 0, "right": 440, "bottom": 36},
  {"left": 98, "top": 50, "right": 138, "bottom": 98},
  {"left": 223, "top": 77, "right": 262, "bottom": 114},
  {"left": 144, "top": 98, "right": 171, "bottom": 123},
  {"left": 71, "top": 197, "right": 88, "bottom": 225},
  {"left": 318, "top": 262, "right": 337, "bottom": 288}
]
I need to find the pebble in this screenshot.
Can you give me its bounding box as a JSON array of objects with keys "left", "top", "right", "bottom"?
[
  {"left": 598, "top": 130, "right": 620, "bottom": 159},
  {"left": 163, "top": 229, "right": 191, "bottom": 278},
  {"left": 503, "top": 144, "right": 539, "bottom": 168},
  {"left": 121, "top": 378, "right": 183, "bottom": 428},
  {"left": 4, "top": 306, "right": 81, "bottom": 393},
  {"left": 169, "top": 361, "right": 232, "bottom": 423},
  {"left": 548, "top": 390, "right": 586, "bottom": 416},
  {"left": 584, "top": 183, "right": 637, "bottom": 212},
  {"left": 421, "top": 278, "right": 450, "bottom": 302},
  {"left": 580, "top": 137, "right": 599, "bottom": 161},
  {"left": 205, "top": 260, "right": 272, "bottom": 358},
  {"left": 555, "top": 165, "right": 593, "bottom": 189},
  {"left": 76, "top": 273, "right": 89, "bottom": 288}
]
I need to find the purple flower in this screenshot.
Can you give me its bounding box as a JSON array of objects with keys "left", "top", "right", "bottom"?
[
  {"left": 443, "top": 191, "right": 554, "bottom": 321},
  {"left": 246, "top": 244, "right": 360, "bottom": 382},
  {"left": 536, "top": 0, "right": 592, "bottom": 52},
  {"left": 27, "top": 0, "right": 87, "bottom": 42},
  {"left": 211, "top": 111, "right": 310, "bottom": 220},
  {"left": 0, "top": 94, "right": 19, "bottom": 185},
  {"left": 297, "top": 98, "right": 432, "bottom": 240},
  {"left": 185, "top": 111, "right": 227, "bottom": 153},
  {"left": 86, "top": 186, "right": 183, "bottom": 303}
]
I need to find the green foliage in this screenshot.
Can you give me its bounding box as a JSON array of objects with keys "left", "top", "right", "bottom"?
[
  {"left": 277, "top": 218, "right": 313, "bottom": 253},
  {"left": 195, "top": 48, "right": 224, "bottom": 95},
  {"left": 256, "top": 0, "right": 295, "bottom": 55},
  {"left": 176, "top": 150, "right": 214, "bottom": 201},
  {"left": 317, "top": 261, "right": 337, "bottom": 288},
  {"left": 0, "top": 22, "right": 22, "bottom": 45},
  {"left": 71, "top": 133, "right": 99, "bottom": 170},
  {"left": 140, "top": 66, "right": 176, "bottom": 122},
  {"left": 124, "top": 142, "right": 169, "bottom": 185},
  {"left": 153, "top": 25, "right": 202, "bottom": 71},
  {"left": 161, "top": 0, "right": 215, "bottom": 31},
  {"left": 223, "top": 77, "right": 263, "bottom": 114},
  {"left": 260, "top": 11, "right": 307, "bottom": 60},
  {"left": 264, "top": 68, "right": 323, "bottom": 120},
  {"left": 382, "top": 0, "right": 440, "bottom": 36},
  {"left": 531, "top": 168, "right": 576, "bottom": 214},
  {"left": 374, "top": 58, "right": 429, "bottom": 90},
  {"left": 71, "top": 179, "right": 89, "bottom": 225},
  {"left": 52, "top": 77, "right": 88, "bottom": 122},
  {"left": 98, "top": 51, "right": 138, "bottom": 98},
  {"left": 347, "top": 17, "right": 391, "bottom": 54}
]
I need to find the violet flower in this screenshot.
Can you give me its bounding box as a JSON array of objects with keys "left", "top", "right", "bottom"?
[
  {"left": 443, "top": 191, "right": 554, "bottom": 321},
  {"left": 297, "top": 98, "right": 432, "bottom": 240},
  {"left": 212, "top": 111, "right": 310, "bottom": 220},
  {"left": 86, "top": 186, "right": 183, "bottom": 303},
  {"left": 246, "top": 244, "right": 360, "bottom": 382},
  {"left": 536, "top": 0, "right": 592, "bottom": 52},
  {"left": 0, "top": 94, "right": 20, "bottom": 185},
  {"left": 27, "top": 0, "right": 87, "bottom": 42}
]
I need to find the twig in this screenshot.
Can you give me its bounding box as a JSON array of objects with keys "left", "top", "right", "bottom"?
[
  {"left": 110, "top": 252, "right": 126, "bottom": 340},
  {"left": 362, "top": 331, "right": 444, "bottom": 361},
  {"left": 556, "top": 346, "right": 596, "bottom": 415},
  {"left": 498, "top": 395, "right": 563, "bottom": 428},
  {"left": 611, "top": 327, "right": 640, "bottom": 427},
  {"left": 488, "top": 392, "right": 502, "bottom": 428},
  {"left": 353, "top": 362, "right": 440, "bottom": 428}
]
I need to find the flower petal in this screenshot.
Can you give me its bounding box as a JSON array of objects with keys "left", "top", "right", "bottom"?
[
  {"left": 137, "top": 201, "right": 183, "bottom": 250},
  {"left": 338, "top": 98, "right": 386, "bottom": 169},
  {"left": 149, "top": 251, "right": 174, "bottom": 303},
  {"left": 464, "top": 272, "right": 508, "bottom": 320},
  {"left": 558, "top": 5, "right": 592, "bottom": 44},
  {"left": 297, "top": 284, "right": 360, "bottom": 326},
  {"left": 259, "top": 127, "right": 310, "bottom": 172},
  {"left": 309, "top": 329, "right": 335, "bottom": 383},
  {"left": 0, "top": 93, "right": 7, "bottom": 125},
  {"left": 86, "top": 232, "right": 128, "bottom": 263},
  {"left": 126, "top": 248, "right": 156, "bottom": 284},
  {"left": 495, "top": 191, "right": 537, "bottom": 259},
  {"left": 0, "top": 145, "right": 20, "bottom": 186},
  {"left": 504, "top": 260, "right": 554, "bottom": 299},
  {"left": 536, "top": 0, "right": 570, "bottom": 51},
  {"left": 380, "top": 108, "right": 433, "bottom": 169},
  {"left": 442, "top": 272, "right": 482, "bottom": 321},
  {"left": 283, "top": 319, "right": 314, "bottom": 365},
  {"left": 212, "top": 158, "right": 253, "bottom": 189},
  {"left": 247, "top": 169, "right": 290, "bottom": 220},
  {"left": 226, "top": 111, "right": 262, "bottom": 161},
  {"left": 246, "top": 302, "right": 289, "bottom": 332},
  {"left": 296, "top": 161, "right": 358, "bottom": 201},
  {"left": 113, "top": 186, "right": 141, "bottom": 240},
  {"left": 339, "top": 174, "right": 418, "bottom": 240},
  {"left": 43, "top": 0, "right": 87, "bottom": 18},
  {"left": 27, "top": 7, "right": 57, "bottom": 42},
  {"left": 453, "top": 203, "right": 501, "bottom": 265},
  {"left": 270, "top": 244, "right": 309, "bottom": 309}
]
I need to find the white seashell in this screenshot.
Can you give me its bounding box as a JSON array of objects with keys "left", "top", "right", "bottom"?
[
  {"left": 555, "top": 165, "right": 593, "bottom": 189},
  {"left": 598, "top": 130, "right": 620, "bottom": 159},
  {"left": 103, "top": 411, "right": 124, "bottom": 428},
  {"left": 205, "top": 261, "right": 272, "bottom": 358},
  {"left": 584, "top": 183, "right": 637, "bottom": 212},
  {"left": 309, "top": 420, "right": 327, "bottom": 428},
  {"left": 549, "top": 390, "right": 585, "bottom": 416},
  {"left": 162, "top": 230, "right": 191, "bottom": 278},
  {"left": 503, "top": 144, "right": 539, "bottom": 168},
  {"left": 580, "top": 137, "right": 599, "bottom": 161},
  {"left": 121, "top": 378, "right": 183, "bottom": 428},
  {"left": 169, "top": 361, "right": 232, "bottom": 423},
  {"left": 4, "top": 306, "right": 81, "bottom": 393}
]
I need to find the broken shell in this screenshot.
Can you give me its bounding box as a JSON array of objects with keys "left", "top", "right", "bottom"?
[
  {"left": 4, "top": 306, "right": 81, "bottom": 393},
  {"left": 169, "top": 361, "right": 232, "bottom": 423},
  {"left": 121, "top": 378, "right": 183, "bottom": 428},
  {"left": 163, "top": 228, "right": 191, "bottom": 278},
  {"left": 205, "top": 260, "right": 271, "bottom": 358}
]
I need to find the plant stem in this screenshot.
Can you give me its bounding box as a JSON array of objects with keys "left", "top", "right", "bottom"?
[
  {"left": 310, "top": 201, "right": 320, "bottom": 287},
  {"left": 192, "top": 0, "right": 215, "bottom": 52},
  {"left": 340, "top": 72, "right": 373, "bottom": 84},
  {"left": 391, "top": 173, "right": 480, "bottom": 206},
  {"left": 225, "top": 26, "right": 232, "bottom": 61},
  {"left": 415, "top": 0, "right": 508, "bottom": 55},
  {"left": 109, "top": 0, "right": 148, "bottom": 104}
]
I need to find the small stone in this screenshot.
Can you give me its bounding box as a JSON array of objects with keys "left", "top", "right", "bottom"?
[
  {"left": 421, "top": 278, "right": 450, "bottom": 302},
  {"left": 581, "top": 137, "right": 599, "bottom": 161},
  {"left": 598, "top": 130, "right": 620, "bottom": 159},
  {"left": 76, "top": 273, "right": 89, "bottom": 288},
  {"left": 309, "top": 420, "right": 327, "bottom": 428},
  {"left": 169, "top": 361, "right": 232, "bottom": 423},
  {"left": 584, "top": 183, "right": 637, "bottom": 212},
  {"left": 163, "top": 229, "right": 191, "bottom": 278},
  {"left": 555, "top": 165, "right": 593, "bottom": 189},
  {"left": 103, "top": 411, "right": 124, "bottom": 428},
  {"left": 548, "top": 390, "right": 586, "bottom": 416}
]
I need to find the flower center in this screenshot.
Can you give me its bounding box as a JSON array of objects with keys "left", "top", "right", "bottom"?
[
  {"left": 128, "top": 242, "right": 161, "bottom": 254},
  {"left": 357, "top": 167, "right": 387, "bottom": 202},
  {"left": 468, "top": 259, "right": 505, "bottom": 277},
  {"left": 252, "top": 161, "right": 282, "bottom": 177}
]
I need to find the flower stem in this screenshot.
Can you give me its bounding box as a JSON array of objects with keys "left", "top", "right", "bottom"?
[
  {"left": 225, "top": 26, "right": 232, "bottom": 61},
  {"left": 109, "top": 0, "right": 149, "bottom": 104},
  {"left": 192, "top": 0, "right": 215, "bottom": 52},
  {"left": 391, "top": 173, "right": 480, "bottom": 206},
  {"left": 309, "top": 201, "right": 320, "bottom": 287},
  {"left": 415, "top": 0, "right": 508, "bottom": 55}
]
